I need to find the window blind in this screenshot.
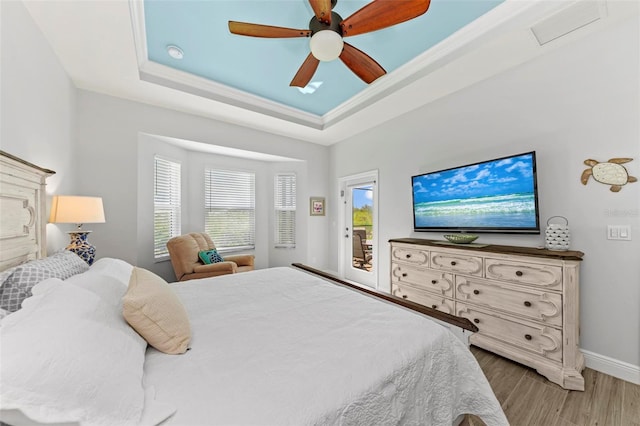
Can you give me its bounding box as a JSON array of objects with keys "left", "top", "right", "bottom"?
[
  {"left": 274, "top": 173, "right": 296, "bottom": 248},
  {"left": 154, "top": 156, "right": 181, "bottom": 258},
  {"left": 205, "top": 169, "right": 255, "bottom": 250}
]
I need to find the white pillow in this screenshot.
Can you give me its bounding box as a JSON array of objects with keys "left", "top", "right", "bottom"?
[
  {"left": 60, "top": 257, "right": 134, "bottom": 308},
  {"left": 64, "top": 269, "right": 129, "bottom": 307},
  {"left": 89, "top": 257, "right": 135, "bottom": 286},
  {"left": 0, "top": 278, "right": 147, "bottom": 426}
]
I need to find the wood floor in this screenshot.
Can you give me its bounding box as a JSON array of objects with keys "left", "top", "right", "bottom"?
[{"left": 462, "top": 346, "right": 640, "bottom": 426}]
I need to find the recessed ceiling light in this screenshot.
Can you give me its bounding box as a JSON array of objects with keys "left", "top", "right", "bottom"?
[{"left": 166, "top": 45, "right": 184, "bottom": 60}]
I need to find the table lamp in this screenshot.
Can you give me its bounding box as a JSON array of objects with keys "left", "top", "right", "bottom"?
[{"left": 49, "top": 195, "right": 106, "bottom": 265}]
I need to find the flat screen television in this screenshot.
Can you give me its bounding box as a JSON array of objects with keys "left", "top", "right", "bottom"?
[{"left": 411, "top": 151, "right": 540, "bottom": 234}]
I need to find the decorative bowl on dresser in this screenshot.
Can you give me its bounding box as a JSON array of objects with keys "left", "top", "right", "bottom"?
[
  {"left": 389, "top": 237, "right": 585, "bottom": 391},
  {"left": 443, "top": 234, "right": 479, "bottom": 244}
]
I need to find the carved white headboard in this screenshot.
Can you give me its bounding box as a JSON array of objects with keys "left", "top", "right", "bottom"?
[{"left": 0, "top": 151, "right": 55, "bottom": 272}]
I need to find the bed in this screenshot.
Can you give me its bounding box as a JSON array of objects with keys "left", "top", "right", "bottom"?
[{"left": 0, "top": 151, "right": 508, "bottom": 426}]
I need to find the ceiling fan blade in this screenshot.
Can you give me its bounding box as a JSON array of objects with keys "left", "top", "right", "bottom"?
[
  {"left": 309, "top": 0, "right": 332, "bottom": 25},
  {"left": 340, "top": 0, "right": 431, "bottom": 37},
  {"left": 290, "top": 53, "right": 321, "bottom": 88},
  {"left": 229, "top": 21, "right": 310, "bottom": 38},
  {"left": 339, "top": 42, "right": 386, "bottom": 84}
]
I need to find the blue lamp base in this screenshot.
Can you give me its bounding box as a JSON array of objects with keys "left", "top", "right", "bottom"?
[{"left": 66, "top": 231, "right": 97, "bottom": 265}]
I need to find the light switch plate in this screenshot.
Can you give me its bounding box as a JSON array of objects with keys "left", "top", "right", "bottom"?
[{"left": 607, "top": 225, "right": 631, "bottom": 241}]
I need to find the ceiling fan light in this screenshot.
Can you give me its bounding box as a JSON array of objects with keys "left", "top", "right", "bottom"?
[{"left": 310, "top": 30, "right": 344, "bottom": 62}]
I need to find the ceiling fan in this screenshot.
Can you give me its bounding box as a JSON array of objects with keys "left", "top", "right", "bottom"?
[{"left": 228, "top": 0, "right": 431, "bottom": 88}]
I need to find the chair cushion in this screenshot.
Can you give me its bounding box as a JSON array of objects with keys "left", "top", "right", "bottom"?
[
  {"left": 198, "top": 249, "right": 224, "bottom": 265},
  {"left": 224, "top": 254, "right": 255, "bottom": 268},
  {"left": 123, "top": 267, "right": 191, "bottom": 354}
]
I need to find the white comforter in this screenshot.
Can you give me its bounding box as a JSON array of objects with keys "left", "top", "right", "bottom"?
[{"left": 143, "top": 267, "right": 508, "bottom": 425}]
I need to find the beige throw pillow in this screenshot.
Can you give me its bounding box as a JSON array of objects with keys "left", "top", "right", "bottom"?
[{"left": 123, "top": 267, "right": 191, "bottom": 354}]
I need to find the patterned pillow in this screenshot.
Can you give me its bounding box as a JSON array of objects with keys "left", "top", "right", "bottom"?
[
  {"left": 198, "top": 249, "right": 224, "bottom": 265},
  {"left": 0, "top": 266, "right": 18, "bottom": 287},
  {"left": 0, "top": 251, "right": 90, "bottom": 313}
]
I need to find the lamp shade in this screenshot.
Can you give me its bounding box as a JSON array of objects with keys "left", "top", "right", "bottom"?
[
  {"left": 310, "top": 30, "right": 344, "bottom": 62},
  {"left": 49, "top": 196, "right": 106, "bottom": 224}
]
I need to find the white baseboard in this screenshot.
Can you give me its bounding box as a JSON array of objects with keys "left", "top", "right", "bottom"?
[{"left": 582, "top": 349, "right": 640, "bottom": 385}]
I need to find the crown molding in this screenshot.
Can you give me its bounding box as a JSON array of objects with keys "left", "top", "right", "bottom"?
[{"left": 128, "top": 0, "right": 615, "bottom": 132}]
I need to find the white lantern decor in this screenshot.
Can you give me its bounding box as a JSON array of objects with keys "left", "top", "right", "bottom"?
[{"left": 545, "top": 216, "right": 570, "bottom": 251}]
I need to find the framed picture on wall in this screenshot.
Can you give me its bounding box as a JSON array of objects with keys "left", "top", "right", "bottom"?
[{"left": 310, "top": 197, "right": 325, "bottom": 216}]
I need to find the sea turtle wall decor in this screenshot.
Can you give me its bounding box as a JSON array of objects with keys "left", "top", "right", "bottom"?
[{"left": 581, "top": 158, "right": 637, "bottom": 192}]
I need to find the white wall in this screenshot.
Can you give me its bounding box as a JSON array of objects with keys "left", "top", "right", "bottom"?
[
  {"left": 330, "top": 16, "right": 640, "bottom": 371},
  {"left": 137, "top": 133, "right": 308, "bottom": 282},
  {"left": 4, "top": 0, "right": 637, "bottom": 380},
  {"left": 1, "top": 0, "right": 330, "bottom": 277},
  {"left": 74, "top": 91, "right": 330, "bottom": 277},
  {"left": 1, "top": 0, "right": 77, "bottom": 252}
]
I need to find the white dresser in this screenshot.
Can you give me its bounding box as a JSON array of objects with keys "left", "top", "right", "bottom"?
[{"left": 390, "top": 238, "right": 585, "bottom": 391}]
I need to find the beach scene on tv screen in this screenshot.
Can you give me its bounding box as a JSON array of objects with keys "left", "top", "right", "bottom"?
[{"left": 413, "top": 153, "right": 537, "bottom": 229}]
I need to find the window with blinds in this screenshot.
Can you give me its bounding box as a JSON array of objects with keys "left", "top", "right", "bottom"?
[
  {"left": 154, "top": 156, "right": 181, "bottom": 259},
  {"left": 205, "top": 169, "right": 255, "bottom": 251},
  {"left": 274, "top": 173, "right": 296, "bottom": 248}
]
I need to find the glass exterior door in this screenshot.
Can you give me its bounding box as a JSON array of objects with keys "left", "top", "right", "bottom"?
[{"left": 344, "top": 180, "right": 376, "bottom": 287}]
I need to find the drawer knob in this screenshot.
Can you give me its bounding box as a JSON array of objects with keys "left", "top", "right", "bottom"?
[
  {"left": 524, "top": 301, "right": 532, "bottom": 307},
  {"left": 473, "top": 318, "right": 480, "bottom": 324},
  {"left": 431, "top": 304, "right": 438, "bottom": 309},
  {"left": 473, "top": 289, "right": 480, "bottom": 295},
  {"left": 431, "top": 279, "right": 437, "bottom": 284},
  {"left": 516, "top": 270, "right": 524, "bottom": 277},
  {"left": 524, "top": 334, "right": 532, "bottom": 341},
  {"left": 406, "top": 254, "right": 412, "bottom": 259},
  {"left": 450, "top": 261, "right": 457, "bottom": 266},
  {"left": 402, "top": 273, "right": 407, "bottom": 277},
  {"left": 402, "top": 295, "right": 408, "bottom": 299}
]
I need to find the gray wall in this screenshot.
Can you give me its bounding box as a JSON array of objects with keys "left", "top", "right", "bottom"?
[
  {"left": 1, "top": 0, "right": 330, "bottom": 279},
  {"left": 330, "top": 16, "right": 640, "bottom": 370},
  {"left": 1, "top": 0, "right": 78, "bottom": 252},
  {"left": 3, "top": 0, "right": 638, "bottom": 380},
  {"left": 137, "top": 134, "right": 308, "bottom": 281},
  {"left": 73, "top": 90, "right": 329, "bottom": 279}
]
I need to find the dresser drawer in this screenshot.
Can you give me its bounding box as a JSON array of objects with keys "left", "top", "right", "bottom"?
[
  {"left": 456, "top": 276, "right": 562, "bottom": 327},
  {"left": 457, "top": 303, "right": 563, "bottom": 362},
  {"left": 391, "top": 244, "right": 429, "bottom": 267},
  {"left": 430, "top": 251, "right": 483, "bottom": 277},
  {"left": 389, "top": 238, "right": 584, "bottom": 390},
  {"left": 392, "top": 284, "right": 455, "bottom": 315},
  {"left": 485, "top": 258, "right": 562, "bottom": 291},
  {"left": 391, "top": 263, "right": 453, "bottom": 297}
]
